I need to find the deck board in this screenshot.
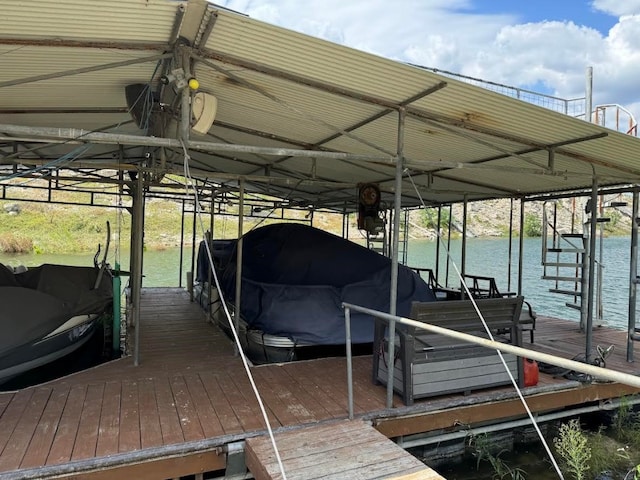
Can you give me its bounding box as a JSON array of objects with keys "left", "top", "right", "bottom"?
[
  {"left": 225, "top": 370, "right": 276, "bottom": 432},
  {"left": 154, "top": 377, "right": 184, "bottom": 446},
  {"left": 253, "top": 366, "right": 319, "bottom": 425},
  {"left": 2, "top": 287, "right": 640, "bottom": 478},
  {"left": 71, "top": 383, "right": 104, "bottom": 460},
  {"left": 280, "top": 361, "right": 345, "bottom": 419},
  {"left": 183, "top": 374, "right": 226, "bottom": 439},
  {"left": 0, "top": 389, "right": 34, "bottom": 457},
  {"left": 46, "top": 384, "right": 86, "bottom": 465},
  {"left": 199, "top": 372, "right": 244, "bottom": 436},
  {"left": 0, "top": 387, "right": 51, "bottom": 471},
  {"left": 245, "top": 419, "right": 444, "bottom": 480},
  {"left": 118, "top": 380, "right": 141, "bottom": 453},
  {"left": 170, "top": 375, "right": 205, "bottom": 442},
  {"left": 20, "top": 386, "right": 69, "bottom": 469},
  {"left": 94, "top": 381, "right": 121, "bottom": 457},
  {"left": 138, "top": 378, "right": 163, "bottom": 449}
]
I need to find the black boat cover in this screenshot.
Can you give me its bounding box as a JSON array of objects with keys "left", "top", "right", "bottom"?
[
  {"left": 217, "top": 223, "right": 436, "bottom": 345},
  {"left": 0, "top": 264, "right": 113, "bottom": 357}
]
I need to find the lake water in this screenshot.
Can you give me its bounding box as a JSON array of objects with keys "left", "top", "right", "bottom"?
[{"left": 1, "top": 235, "right": 637, "bottom": 329}]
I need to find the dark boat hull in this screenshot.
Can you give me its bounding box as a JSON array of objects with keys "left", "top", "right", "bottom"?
[{"left": 0, "top": 314, "right": 98, "bottom": 385}]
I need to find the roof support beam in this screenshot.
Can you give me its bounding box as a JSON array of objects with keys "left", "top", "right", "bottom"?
[
  {"left": 199, "top": 50, "right": 422, "bottom": 110},
  {"left": 0, "top": 53, "right": 171, "bottom": 89},
  {"left": 0, "top": 124, "right": 394, "bottom": 162},
  {"left": 195, "top": 56, "right": 395, "bottom": 156}
]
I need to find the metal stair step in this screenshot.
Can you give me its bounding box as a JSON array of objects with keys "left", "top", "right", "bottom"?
[
  {"left": 542, "top": 275, "right": 582, "bottom": 282},
  {"left": 543, "top": 262, "right": 583, "bottom": 268},
  {"left": 560, "top": 233, "right": 585, "bottom": 238},
  {"left": 549, "top": 288, "right": 581, "bottom": 296},
  {"left": 596, "top": 217, "right": 611, "bottom": 223},
  {"left": 565, "top": 302, "right": 581, "bottom": 310},
  {"left": 546, "top": 248, "right": 585, "bottom": 253}
]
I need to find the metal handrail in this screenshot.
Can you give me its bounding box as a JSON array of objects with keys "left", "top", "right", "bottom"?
[{"left": 342, "top": 302, "right": 640, "bottom": 420}]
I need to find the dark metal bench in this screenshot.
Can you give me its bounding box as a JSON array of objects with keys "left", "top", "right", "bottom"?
[
  {"left": 410, "top": 268, "right": 536, "bottom": 343},
  {"left": 462, "top": 274, "right": 536, "bottom": 343},
  {"left": 372, "top": 296, "right": 525, "bottom": 405}
]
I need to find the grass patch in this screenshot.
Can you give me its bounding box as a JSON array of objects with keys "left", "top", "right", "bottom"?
[{"left": 0, "top": 232, "right": 33, "bottom": 253}]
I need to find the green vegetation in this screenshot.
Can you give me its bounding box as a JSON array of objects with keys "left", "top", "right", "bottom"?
[
  {"left": 468, "top": 433, "right": 527, "bottom": 480},
  {"left": 523, "top": 213, "right": 542, "bottom": 237},
  {"left": 553, "top": 419, "right": 591, "bottom": 480},
  {"left": 0, "top": 196, "right": 349, "bottom": 254},
  {"left": 550, "top": 407, "right": 640, "bottom": 480},
  {"left": 419, "top": 207, "right": 450, "bottom": 230}
]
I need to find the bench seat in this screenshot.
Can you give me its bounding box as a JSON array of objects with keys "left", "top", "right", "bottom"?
[{"left": 372, "top": 296, "right": 525, "bottom": 405}]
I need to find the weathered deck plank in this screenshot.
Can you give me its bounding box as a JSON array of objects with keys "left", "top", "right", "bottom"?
[
  {"left": 71, "top": 383, "right": 104, "bottom": 460},
  {"left": 0, "top": 387, "right": 51, "bottom": 471},
  {"left": 253, "top": 365, "right": 319, "bottom": 425},
  {"left": 183, "top": 374, "right": 226, "bottom": 439},
  {"left": 138, "top": 378, "right": 163, "bottom": 449},
  {"left": 245, "top": 420, "right": 444, "bottom": 480},
  {"left": 170, "top": 375, "right": 206, "bottom": 442},
  {"left": 199, "top": 372, "right": 244, "bottom": 436},
  {"left": 20, "top": 386, "right": 69, "bottom": 469},
  {"left": 0, "top": 389, "right": 34, "bottom": 457},
  {"left": 2, "top": 288, "right": 640, "bottom": 479},
  {"left": 94, "top": 381, "right": 121, "bottom": 457},
  {"left": 46, "top": 384, "right": 86, "bottom": 465},
  {"left": 154, "top": 377, "right": 185, "bottom": 446}
]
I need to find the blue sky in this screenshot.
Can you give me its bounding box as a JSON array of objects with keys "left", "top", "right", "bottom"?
[
  {"left": 219, "top": 0, "right": 640, "bottom": 126},
  {"left": 469, "top": 0, "right": 617, "bottom": 34}
]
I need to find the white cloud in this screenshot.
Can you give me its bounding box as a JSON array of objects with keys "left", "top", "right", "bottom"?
[
  {"left": 219, "top": 0, "right": 640, "bottom": 127},
  {"left": 592, "top": 0, "right": 640, "bottom": 16}
]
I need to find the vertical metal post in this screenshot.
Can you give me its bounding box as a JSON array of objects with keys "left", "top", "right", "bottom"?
[
  {"left": 518, "top": 198, "right": 525, "bottom": 295},
  {"left": 234, "top": 179, "right": 245, "bottom": 356},
  {"left": 461, "top": 195, "right": 468, "bottom": 282},
  {"left": 180, "top": 47, "right": 191, "bottom": 145},
  {"left": 133, "top": 173, "right": 144, "bottom": 366},
  {"left": 386, "top": 107, "right": 405, "bottom": 409},
  {"left": 597, "top": 196, "right": 604, "bottom": 322},
  {"left": 628, "top": 188, "right": 639, "bottom": 362},
  {"left": 435, "top": 206, "right": 442, "bottom": 282},
  {"left": 585, "top": 67, "right": 593, "bottom": 123},
  {"left": 508, "top": 198, "right": 514, "bottom": 292},
  {"left": 189, "top": 200, "right": 197, "bottom": 302},
  {"left": 179, "top": 199, "right": 185, "bottom": 288},
  {"left": 586, "top": 176, "right": 599, "bottom": 362},
  {"left": 446, "top": 205, "right": 452, "bottom": 287},
  {"left": 344, "top": 306, "right": 354, "bottom": 419}
]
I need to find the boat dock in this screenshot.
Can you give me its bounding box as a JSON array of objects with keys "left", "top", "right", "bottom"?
[
  {"left": 245, "top": 419, "right": 443, "bottom": 479},
  {"left": 0, "top": 287, "right": 639, "bottom": 479}
]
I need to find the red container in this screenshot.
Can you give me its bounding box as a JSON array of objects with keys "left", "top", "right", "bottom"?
[{"left": 524, "top": 358, "right": 539, "bottom": 386}]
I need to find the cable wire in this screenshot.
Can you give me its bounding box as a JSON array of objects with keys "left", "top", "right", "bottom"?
[
  {"left": 180, "top": 140, "right": 288, "bottom": 480},
  {"left": 405, "top": 170, "right": 565, "bottom": 480}
]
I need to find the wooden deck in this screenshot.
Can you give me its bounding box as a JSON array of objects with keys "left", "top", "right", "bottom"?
[
  {"left": 245, "top": 420, "right": 444, "bottom": 480},
  {"left": 0, "top": 287, "right": 639, "bottom": 479}
]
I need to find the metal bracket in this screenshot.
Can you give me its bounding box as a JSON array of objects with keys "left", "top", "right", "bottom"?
[{"left": 224, "top": 441, "right": 247, "bottom": 479}]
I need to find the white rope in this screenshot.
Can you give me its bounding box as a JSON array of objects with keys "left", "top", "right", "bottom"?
[
  {"left": 180, "top": 140, "right": 288, "bottom": 480},
  {"left": 405, "top": 171, "right": 565, "bottom": 480}
]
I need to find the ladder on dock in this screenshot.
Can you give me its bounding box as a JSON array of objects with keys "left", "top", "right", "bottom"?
[
  {"left": 245, "top": 419, "right": 445, "bottom": 480},
  {"left": 367, "top": 209, "right": 410, "bottom": 263},
  {"left": 541, "top": 202, "right": 587, "bottom": 327}
]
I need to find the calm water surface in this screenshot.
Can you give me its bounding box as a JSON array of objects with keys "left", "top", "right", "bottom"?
[{"left": 1, "top": 236, "right": 636, "bottom": 329}]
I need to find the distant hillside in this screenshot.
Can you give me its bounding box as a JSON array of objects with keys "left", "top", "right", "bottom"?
[{"left": 0, "top": 190, "right": 631, "bottom": 255}]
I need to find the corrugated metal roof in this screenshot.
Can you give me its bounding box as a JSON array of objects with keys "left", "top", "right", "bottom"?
[{"left": 1, "top": 0, "right": 640, "bottom": 211}]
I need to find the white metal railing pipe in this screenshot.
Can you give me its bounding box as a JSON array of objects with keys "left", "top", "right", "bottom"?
[{"left": 343, "top": 302, "right": 640, "bottom": 417}]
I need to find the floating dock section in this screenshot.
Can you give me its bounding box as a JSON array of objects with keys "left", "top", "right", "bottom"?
[{"left": 245, "top": 419, "right": 444, "bottom": 479}]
